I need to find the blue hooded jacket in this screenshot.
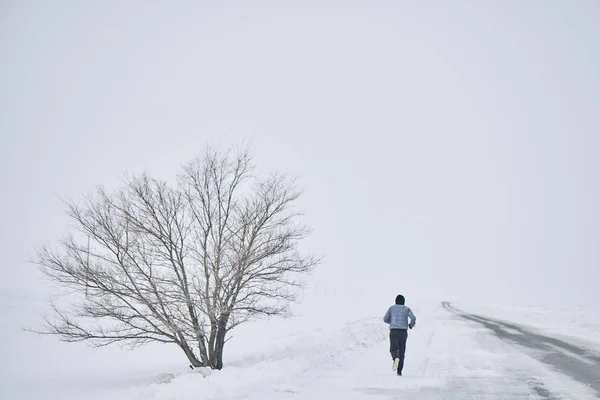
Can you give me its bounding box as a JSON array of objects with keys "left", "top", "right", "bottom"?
[{"left": 384, "top": 305, "right": 416, "bottom": 330}]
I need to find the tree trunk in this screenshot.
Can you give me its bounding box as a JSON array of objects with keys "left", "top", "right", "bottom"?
[
  {"left": 197, "top": 336, "right": 210, "bottom": 366},
  {"left": 208, "top": 319, "right": 217, "bottom": 365},
  {"left": 211, "top": 319, "right": 228, "bottom": 370},
  {"left": 180, "top": 341, "right": 203, "bottom": 368}
]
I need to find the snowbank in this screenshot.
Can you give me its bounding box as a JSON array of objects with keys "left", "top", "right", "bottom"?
[{"left": 133, "top": 316, "right": 387, "bottom": 400}]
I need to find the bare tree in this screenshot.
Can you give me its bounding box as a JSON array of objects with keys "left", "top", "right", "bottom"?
[{"left": 35, "top": 147, "right": 318, "bottom": 369}]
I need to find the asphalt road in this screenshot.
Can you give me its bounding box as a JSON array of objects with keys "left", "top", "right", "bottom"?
[{"left": 443, "top": 302, "right": 600, "bottom": 397}]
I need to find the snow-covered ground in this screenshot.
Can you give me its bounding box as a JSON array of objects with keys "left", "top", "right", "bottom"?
[{"left": 2, "top": 294, "right": 599, "bottom": 399}]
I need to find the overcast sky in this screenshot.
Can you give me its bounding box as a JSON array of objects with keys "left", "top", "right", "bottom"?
[{"left": 1, "top": 1, "right": 599, "bottom": 312}]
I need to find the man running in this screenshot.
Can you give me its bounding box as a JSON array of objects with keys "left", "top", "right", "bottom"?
[{"left": 383, "top": 294, "right": 416, "bottom": 376}]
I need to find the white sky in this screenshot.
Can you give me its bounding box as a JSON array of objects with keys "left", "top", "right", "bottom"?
[{"left": 1, "top": 1, "right": 599, "bottom": 311}]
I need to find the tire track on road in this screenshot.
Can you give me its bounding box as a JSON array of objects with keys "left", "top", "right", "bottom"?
[{"left": 443, "top": 302, "right": 600, "bottom": 398}]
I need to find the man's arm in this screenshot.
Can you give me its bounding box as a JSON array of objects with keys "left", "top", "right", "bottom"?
[
  {"left": 408, "top": 308, "right": 416, "bottom": 329},
  {"left": 383, "top": 307, "right": 391, "bottom": 324}
]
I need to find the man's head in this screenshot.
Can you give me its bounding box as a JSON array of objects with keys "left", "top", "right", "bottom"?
[{"left": 395, "top": 294, "right": 405, "bottom": 305}]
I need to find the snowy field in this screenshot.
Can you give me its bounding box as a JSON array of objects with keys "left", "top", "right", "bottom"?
[{"left": 2, "top": 292, "right": 599, "bottom": 400}]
